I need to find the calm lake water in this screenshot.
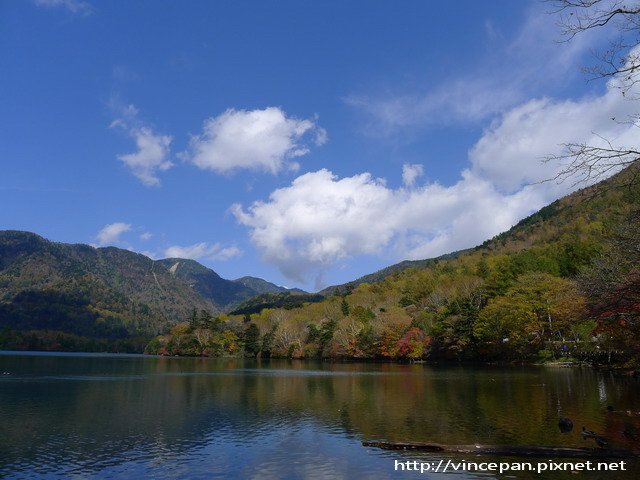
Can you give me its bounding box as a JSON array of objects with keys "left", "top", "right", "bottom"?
[{"left": 1, "top": 352, "right": 639, "bottom": 479}]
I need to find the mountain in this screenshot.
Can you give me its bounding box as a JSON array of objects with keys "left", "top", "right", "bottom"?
[
  {"left": 0, "top": 232, "right": 302, "bottom": 351},
  {"left": 233, "top": 276, "right": 305, "bottom": 295},
  {"left": 320, "top": 165, "right": 640, "bottom": 296},
  {"left": 156, "top": 258, "right": 255, "bottom": 310},
  {"left": 151, "top": 163, "right": 640, "bottom": 366},
  {"left": 154, "top": 261, "right": 307, "bottom": 311},
  {"left": 319, "top": 249, "right": 469, "bottom": 297},
  {"left": 229, "top": 291, "right": 324, "bottom": 315},
  {"left": 0, "top": 231, "right": 216, "bottom": 350}
]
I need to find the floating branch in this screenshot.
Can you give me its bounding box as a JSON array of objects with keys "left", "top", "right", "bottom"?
[{"left": 362, "top": 441, "right": 638, "bottom": 458}]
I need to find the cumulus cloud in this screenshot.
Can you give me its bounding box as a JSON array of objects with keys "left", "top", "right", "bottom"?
[
  {"left": 231, "top": 170, "right": 394, "bottom": 282},
  {"left": 470, "top": 61, "right": 640, "bottom": 192},
  {"left": 110, "top": 103, "right": 173, "bottom": 187},
  {"left": 402, "top": 163, "right": 424, "bottom": 187},
  {"left": 183, "top": 107, "right": 325, "bottom": 174},
  {"left": 117, "top": 128, "right": 173, "bottom": 186},
  {"left": 164, "top": 242, "right": 242, "bottom": 261},
  {"left": 33, "top": 0, "right": 92, "bottom": 15},
  {"left": 233, "top": 57, "right": 640, "bottom": 286},
  {"left": 96, "top": 222, "right": 131, "bottom": 246},
  {"left": 232, "top": 169, "right": 541, "bottom": 284}
]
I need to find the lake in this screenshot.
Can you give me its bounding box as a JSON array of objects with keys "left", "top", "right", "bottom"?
[{"left": 1, "top": 352, "right": 639, "bottom": 479}]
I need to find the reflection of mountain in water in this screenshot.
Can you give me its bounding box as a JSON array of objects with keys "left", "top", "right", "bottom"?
[{"left": 1, "top": 355, "right": 639, "bottom": 477}]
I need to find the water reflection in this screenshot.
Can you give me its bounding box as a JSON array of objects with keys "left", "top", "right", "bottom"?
[{"left": 1, "top": 353, "right": 639, "bottom": 479}]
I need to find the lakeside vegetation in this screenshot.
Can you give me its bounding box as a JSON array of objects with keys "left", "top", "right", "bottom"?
[{"left": 146, "top": 165, "right": 640, "bottom": 368}]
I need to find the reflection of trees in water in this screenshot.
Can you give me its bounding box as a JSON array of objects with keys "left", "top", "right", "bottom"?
[{"left": 1, "top": 356, "right": 639, "bottom": 475}]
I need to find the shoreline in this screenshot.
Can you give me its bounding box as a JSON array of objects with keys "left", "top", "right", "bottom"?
[{"left": 2, "top": 348, "right": 638, "bottom": 376}]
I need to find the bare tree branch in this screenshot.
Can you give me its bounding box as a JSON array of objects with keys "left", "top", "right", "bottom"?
[{"left": 544, "top": 1, "right": 640, "bottom": 187}]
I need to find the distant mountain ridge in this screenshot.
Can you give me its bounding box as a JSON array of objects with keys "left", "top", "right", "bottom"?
[
  {"left": 0, "top": 231, "right": 214, "bottom": 342},
  {"left": 157, "top": 258, "right": 254, "bottom": 310},
  {"left": 0, "top": 231, "right": 305, "bottom": 349},
  {"left": 233, "top": 276, "right": 305, "bottom": 294}
]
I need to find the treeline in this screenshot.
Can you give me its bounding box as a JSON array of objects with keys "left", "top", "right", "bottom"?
[
  {"left": 145, "top": 309, "right": 266, "bottom": 357},
  {"left": 0, "top": 289, "right": 159, "bottom": 352},
  {"left": 148, "top": 170, "right": 639, "bottom": 367},
  {"left": 229, "top": 292, "right": 325, "bottom": 315},
  {"left": 0, "top": 328, "right": 149, "bottom": 353}
]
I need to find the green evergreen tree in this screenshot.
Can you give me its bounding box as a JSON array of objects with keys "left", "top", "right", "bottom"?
[
  {"left": 244, "top": 322, "right": 261, "bottom": 356},
  {"left": 188, "top": 308, "right": 199, "bottom": 329},
  {"left": 341, "top": 298, "right": 350, "bottom": 317},
  {"left": 261, "top": 325, "right": 277, "bottom": 357}
]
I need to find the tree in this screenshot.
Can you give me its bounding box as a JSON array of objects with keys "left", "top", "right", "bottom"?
[
  {"left": 395, "top": 328, "right": 431, "bottom": 360},
  {"left": 546, "top": 0, "right": 640, "bottom": 187},
  {"left": 198, "top": 309, "right": 212, "bottom": 329},
  {"left": 333, "top": 318, "right": 363, "bottom": 357},
  {"left": 193, "top": 328, "right": 213, "bottom": 352},
  {"left": 340, "top": 297, "right": 350, "bottom": 316},
  {"left": 474, "top": 273, "right": 587, "bottom": 359},
  {"left": 261, "top": 324, "right": 276, "bottom": 357},
  {"left": 188, "top": 308, "right": 199, "bottom": 329},
  {"left": 475, "top": 294, "right": 536, "bottom": 359},
  {"left": 243, "top": 322, "right": 261, "bottom": 356},
  {"left": 579, "top": 211, "right": 640, "bottom": 365},
  {"left": 316, "top": 317, "right": 338, "bottom": 357}
]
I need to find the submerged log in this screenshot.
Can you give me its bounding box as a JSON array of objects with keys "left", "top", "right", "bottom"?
[{"left": 362, "top": 441, "right": 638, "bottom": 458}]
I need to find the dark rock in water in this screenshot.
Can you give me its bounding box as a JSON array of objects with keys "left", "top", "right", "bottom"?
[
  {"left": 607, "top": 405, "right": 614, "bottom": 412},
  {"left": 558, "top": 417, "right": 573, "bottom": 433},
  {"left": 582, "top": 426, "right": 597, "bottom": 439},
  {"left": 594, "top": 436, "right": 608, "bottom": 448}
]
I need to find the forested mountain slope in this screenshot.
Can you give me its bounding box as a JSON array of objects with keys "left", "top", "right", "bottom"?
[
  {"left": 150, "top": 164, "right": 640, "bottom": 367},
  {"left": 0, "top": 231, "right": 217, "bottom": 350},
  {"left": 233, "top": 276, "right": 304, "bottom": 295},
  {"left": 156, "top": 258, "right": 255, "bottom": 311},
  {"left": 0, "top": 233, "right": 298, "bottom": 351}
]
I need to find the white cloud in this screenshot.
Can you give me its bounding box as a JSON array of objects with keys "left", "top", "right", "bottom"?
[
  {"left": 402, "top": 163, "right": 424, "bottom": 187},
  {"left": 233, "top": 55, "right": 640, "bottom": 286},
  {"left": 139, "top": 232, "right": 153, "bottom": 241},
  {"left": 33, "top": 0, "right": 92, "bottom": 15},
  {"left": 117, "top": 127, "right": 173, "bottom": 186},
  {"left": 96, "top": 222, "right": 131, "bottom": 246},
  {"left": 470, "top": 56, "right": 640, "bottom": 192},
  {"left": 111, "top": 103, "right": 173, "bottom": 187},
  {"left": 183, "top": 107, "right": 324, "bottom": 174},
  {"left": 231, "top": 170, "right": 394, "bottom": 282},
  {"left": 215, "top": 246, "right": 243, "bottom": 261},
  {"left": 345, "top": 5, "right": 603, "bottom": 136},
  {"left": 314, "top": 126, "right": 328, "bottom": 146},
  {"left": 232, "top": 169, "right": 540, "bottom": 284},
  {"left": 164, "top": 242, "right": 242, "bottom": 261}
]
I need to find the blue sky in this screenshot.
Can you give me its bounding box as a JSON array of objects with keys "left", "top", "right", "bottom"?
[{"left": 2, "top": 0, "right": 639, "bottom": 291}]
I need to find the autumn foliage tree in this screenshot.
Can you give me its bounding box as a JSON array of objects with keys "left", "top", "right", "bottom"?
[
  {"left": 475, "top": 273, "right": 587, "bottom": 360},
  {"left": 395, "top": 328, "right": 431, "bottom": 360},
  {"left": 579, "top": 210, "right": 640, "bottom": 365}
]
